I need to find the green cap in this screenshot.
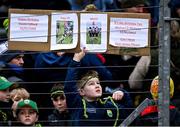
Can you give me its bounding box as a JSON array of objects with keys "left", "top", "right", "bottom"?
[
  {"left": 0, "top": 76, "right": 14, "bottom": 90},
  {"left": 17, "top": 99, "right": 38, "bottom": 113}
]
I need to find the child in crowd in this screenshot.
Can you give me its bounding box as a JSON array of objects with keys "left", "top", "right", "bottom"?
[
  {"left": 48, "top": 83, "right": 70, "bottom": 126},
  {"left": 132, "top": 76, "right": 180, "bottom": 126},
  {"left": 10, "top": 87, "right": 30, "bottom": 117},
  {"left": 0, "top": 76, "right": 15, "bottom": 126},
  {"left": 15, "top": 99, "right": 41, "bottom": 127},
  {"left": 64, "top": 49, "right": 132, "bottom": 126}
]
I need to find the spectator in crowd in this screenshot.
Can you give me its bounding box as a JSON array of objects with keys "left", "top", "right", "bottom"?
[
  {"left": 15, "top": 99, "right": 41, "bottom": 127},
  {"left": 47, "top": 83, "right": 70, "bottom": 126},
  {"left": 68, "top": 0, "right": 117, "bottom": 11},
  {"left": 0, "top": 50, "right": 25, "bottom": 81},
  {"left": 0, "top": 76, "right": 15, "bottom": 126},
  {"left": 34, "top": 51, "right": 112, "bottom": 110},
  {"left": 10, "top": 87, "right": 30, "bottom": 118},
  {"left": 64, "top": 49, "right": 132, "bottom": 126},
  {"left": 132, "top": 76, "right": 180, "bottom": 126},
  {"left": 0, "top": 50, "right": 24, "bottom": 66},
  {"left": 1, "top": 19, "right": 25, "bottom": 81}
]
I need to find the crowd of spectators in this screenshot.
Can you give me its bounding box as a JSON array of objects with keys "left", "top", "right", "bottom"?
[{"left": 1, "top": 0, "right": 180, "bottom": 126}]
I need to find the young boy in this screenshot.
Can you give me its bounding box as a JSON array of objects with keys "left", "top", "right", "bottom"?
[
  {"left": 15, "top": 99, "right": 41, "bottom": 127},
  {"left": 48, "top": 83, "right": 70, "bottom": 126},
  {"left": 0, "top": 76, "right": 14, "bottom": 126},
  {"left": 64, "top": 49, "right": 132, "bottom": 126}
]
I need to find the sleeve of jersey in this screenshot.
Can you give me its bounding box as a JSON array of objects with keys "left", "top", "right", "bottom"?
[
  {"left": 64, "top": 60, "right": 82, "bottom": 108},
  {"left": 117, "top": 88, "right": 133, "bottom": 108}
]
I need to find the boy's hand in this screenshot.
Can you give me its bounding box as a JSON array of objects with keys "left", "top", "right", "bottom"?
[
  {"left": 112, "top": 91, "right": 124, "bottom": 101},
  {"left": 56, "top": 52, "right": 65, "bottom": 56},
  {"left": 73, "top": 48, "right": 86, "bottom": 62}
]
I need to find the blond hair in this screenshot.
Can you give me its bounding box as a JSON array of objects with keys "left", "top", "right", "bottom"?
[{"left": 10, "top": 88, "right": 30, "bottom": 101}]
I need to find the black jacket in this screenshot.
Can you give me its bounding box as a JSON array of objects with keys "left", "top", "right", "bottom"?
[
  {"left": 48, "top": 109, "right": 70, "bottom": 126},
  {"left": 0, "top": 101, "right": 13, "bottom": 126}
]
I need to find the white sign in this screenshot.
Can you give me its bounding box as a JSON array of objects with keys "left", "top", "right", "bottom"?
[
  {"left": 50, "top": 13, "right": 78, "bottom": 50},
  {"left": 109, "top": 18, "right": 149, "bottom": 48},
  {"left": 80, "top": 13, "right": 107, "bottom": 53},
  {"left": 10, "top": 13, "right": 48, "bottom": 42}
]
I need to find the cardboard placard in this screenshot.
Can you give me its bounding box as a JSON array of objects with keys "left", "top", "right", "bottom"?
[{"left": 8, "top": 9, "right": 150, "bottom": 55}]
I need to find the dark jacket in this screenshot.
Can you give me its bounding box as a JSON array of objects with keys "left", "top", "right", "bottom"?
[
  {"left": 34, "top": 52, "right": 112, "bottom": 82},
  {"left": 0, "top": 101, "right": 13, "bottom": 126},
  {"left": 64, "top": 60, "right": 132, "bottom": 126},
  {"left": 48, "top": 109, "right": 70, "bottom": 126},
  {"left": 133, "top": 104, "right": 180, "bottom": 126},
  {"left": 0, "top": 62, "right": 24, "bottom": 81},
  {"left": 12, "top": 122, "right": 42, "bottom": 127}
]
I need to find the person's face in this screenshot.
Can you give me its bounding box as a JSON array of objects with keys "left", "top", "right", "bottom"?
[
  {"left": 52, "top": 96, "right": 67, "bottom": 113},
  {"left": 126, "top": 4, "right": 145, "bottom": 13},
  {"left": 17, "top": 106, "right": 38, "bottom": 126},
  {"left": 0, "top": 88, "right": 10, "bottom": 102},
  {"left": 9, "top": 55, "right": 24, "bottom": 66},
  {"left": 80, "top": 77, "right": 102, "bottom": 101}
]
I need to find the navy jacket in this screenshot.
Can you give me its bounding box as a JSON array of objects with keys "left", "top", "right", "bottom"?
[
  {"left": 34, "top": 52, "right": 112, "bottom": 82},
  {"left": 0, "top": 101, "right": 13, "bottom": 126},
  {"left": 48, "top": 109, "right": 70, "bottom": 126},
  {"left": 64, "top": 60, "right": 132, "bottom": 126}
]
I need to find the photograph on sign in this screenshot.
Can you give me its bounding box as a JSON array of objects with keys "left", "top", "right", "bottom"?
[
  {"left": 56, "top": 21, "right": 73, "bottom": 44},
  {"left": 9, "top": 13, "right": 48, "bottom": 42},
  {"left": 51, "top": 13, "right": 78, "bottom": 50},
  {"left": 86, "top": 21, "right": 101, "bottom": 44},
  {"left": 80, "top": 13, "right": 107, "bottom": 52},
  {"left": 109, "top": 17, "right": 149, "bottom": 48}
]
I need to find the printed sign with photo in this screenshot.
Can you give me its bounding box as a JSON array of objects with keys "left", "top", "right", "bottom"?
[
  {"left": 80, "top": 13, "right": 107, "bottom": 53},
  {"left": 51, "top": 13, "right": 78, "bottom": 50}
]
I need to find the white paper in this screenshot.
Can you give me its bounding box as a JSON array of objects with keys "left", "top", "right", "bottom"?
[
  {"left": 109, "top": 18, "right": 149, "bottom": 48},
  {"left": 50, "top": 13, "right": 78, "bottom": 50},
  {"left": 80, "top": 13, "right": 107, "bottom": 53},
  {"left": 0, "top": 41, "right": 8, "bottom": 54},
  {"left": 10, "top": 14, "right": 48, "bottom": 42}
]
